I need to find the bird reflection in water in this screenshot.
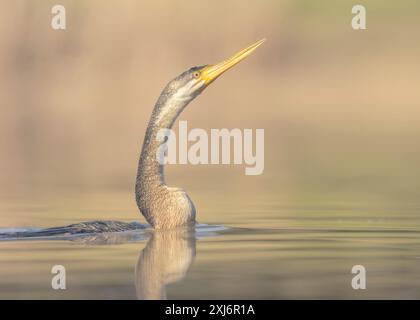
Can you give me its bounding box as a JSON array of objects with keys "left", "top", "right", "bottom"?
[{"left": 135, "top": 227, "right": 196, "bottom": 299}]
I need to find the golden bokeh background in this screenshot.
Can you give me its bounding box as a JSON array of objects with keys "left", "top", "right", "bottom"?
[{"left": 1, "top": 0, "right": 419, "bottom": 227}]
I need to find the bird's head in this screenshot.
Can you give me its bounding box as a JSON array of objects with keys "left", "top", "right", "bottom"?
[{"left": 165, "top": 39, "right": 266, "bottom": 102}]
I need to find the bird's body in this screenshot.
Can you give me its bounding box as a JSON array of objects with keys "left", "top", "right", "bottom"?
[
  {"left": 0, "top": 40, "right": 265, "bottom": 240},
  {"left": 135, "top": 39, "right": 265, "bottom": 229},
  {"left": 135, "top": 68, "right": 201, "bottom": 229}
]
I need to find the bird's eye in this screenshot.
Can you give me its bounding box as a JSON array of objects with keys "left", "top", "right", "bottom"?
[{"left": 192, "top": 71, "right": 200, "bottom": 79}]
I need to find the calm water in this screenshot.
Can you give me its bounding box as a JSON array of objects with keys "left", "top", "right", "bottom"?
[{"left": 1, "top": 184, "right": 420, "bottom": 300}]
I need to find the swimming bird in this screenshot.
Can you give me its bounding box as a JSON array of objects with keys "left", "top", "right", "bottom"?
[
  {"left": 135, "top": 39, "right": 265, "bottom": 229},
  {"left": 0, "top": 40, "right": 265, "bottom": 240}
]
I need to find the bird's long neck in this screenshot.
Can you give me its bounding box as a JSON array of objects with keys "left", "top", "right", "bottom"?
[{"left": 136, "top": 90, "right": 191, "bottom": 190}]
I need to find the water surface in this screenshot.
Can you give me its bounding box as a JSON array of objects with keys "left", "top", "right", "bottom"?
[{"left": 1, "top": 185, "right": 420, "bottom": 300}]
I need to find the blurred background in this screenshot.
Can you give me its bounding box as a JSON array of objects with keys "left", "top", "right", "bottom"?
[{"left": 0, "top": 0, "right": 419, "bottom": 227}]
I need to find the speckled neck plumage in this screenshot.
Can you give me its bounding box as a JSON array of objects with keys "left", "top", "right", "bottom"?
[
  {"left": 137, "top": 88, "right": 190, "bottom": 185},
  {"left": 135, "top": 85, "right": 196, "bottom": 229}
]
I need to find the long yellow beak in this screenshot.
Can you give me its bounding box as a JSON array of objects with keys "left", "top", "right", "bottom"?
[{"left": 200, "top": 38, "right": 266, "bottom": 85}]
